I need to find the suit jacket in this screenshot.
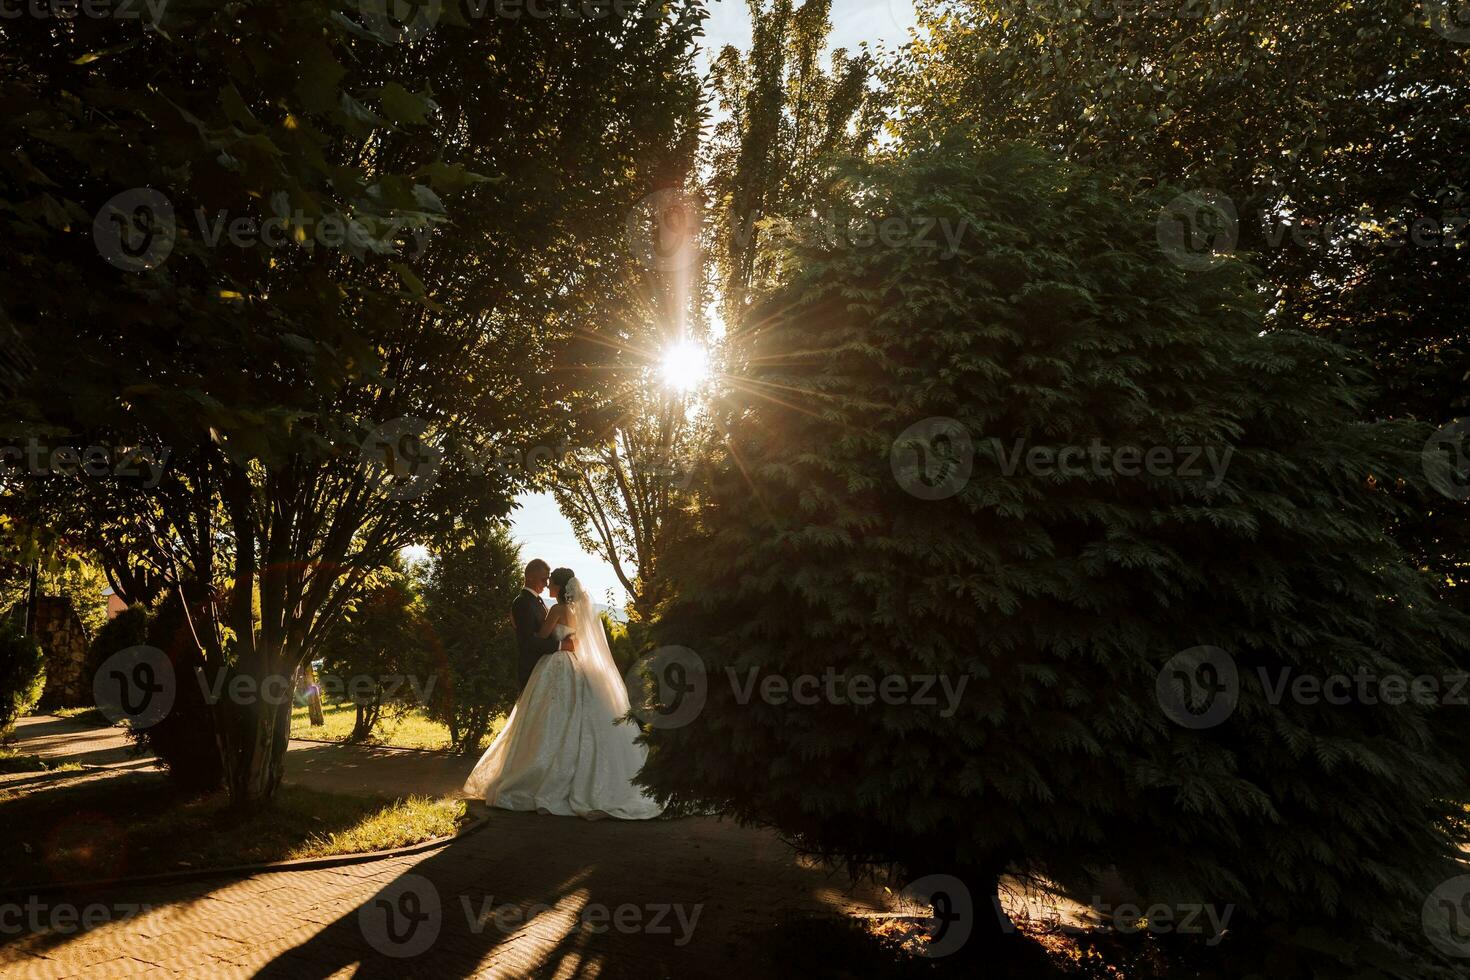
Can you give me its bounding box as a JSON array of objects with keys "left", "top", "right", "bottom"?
[{"left": 512, "top": 589, "right": 560, "bottom": 691}]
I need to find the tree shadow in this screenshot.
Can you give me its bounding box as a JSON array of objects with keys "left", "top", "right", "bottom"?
[{"left": 3, "top": 808, "right": 892, "bottom": 977}]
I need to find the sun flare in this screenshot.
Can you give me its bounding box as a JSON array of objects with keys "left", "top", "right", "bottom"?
[{"left": 659, "top": 339, "right": 710, "bottom": 393}]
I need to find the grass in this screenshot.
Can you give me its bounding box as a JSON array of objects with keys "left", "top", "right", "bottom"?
[
  {"left": 49, "top": 706, "right": 115, "bottom": 726},
  {"left": 0, "top": 746, "right": 82, "bottom": 775},
  {"left": 0, "top": 770, "right": 469, "bottom": 887},
  {"left": 290, "top": 699, "right": 505, "bottom": 752}
]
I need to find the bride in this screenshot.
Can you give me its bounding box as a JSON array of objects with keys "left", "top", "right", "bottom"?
[{"left": 462, "top": 567, "right": 662, "bottom": 820}]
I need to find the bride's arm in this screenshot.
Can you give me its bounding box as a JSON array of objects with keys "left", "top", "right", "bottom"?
[{"left": 535, "top": 604, "right": 565, "bottom": 639}]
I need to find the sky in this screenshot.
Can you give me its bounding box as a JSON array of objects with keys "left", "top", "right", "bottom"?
[{"left": 502, "top": 0, "right": 919, "bottom": 615}]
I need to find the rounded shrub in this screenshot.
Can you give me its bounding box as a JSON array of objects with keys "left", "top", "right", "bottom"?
[
  {"left": 0, "top": 623, "right": 45, "bottom": 739},
  {"left": 639, "top": 139, "right": 1470, "bottom": 974}
]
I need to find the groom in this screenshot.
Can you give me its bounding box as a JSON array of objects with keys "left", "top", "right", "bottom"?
[{"left": 512, "top": 558, "right": 575, "bottom": 692}]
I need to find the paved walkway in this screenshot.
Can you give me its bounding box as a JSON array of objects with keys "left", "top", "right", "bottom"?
[
  {"left": 0, "top": 717, "right": 907, "bottom": 977},
  {"left": 5, "top": 715, "right": 482, "bottom": 799}
]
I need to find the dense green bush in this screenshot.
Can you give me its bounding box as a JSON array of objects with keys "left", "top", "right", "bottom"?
[
  {"left": 88, "top": 603, "right": 150, "bottom": 680},
  {"left": 423, "top": 524, "right": 525, "bottom": 754},
  {"left": 123, "top": 589, "right": 222, "bottom": 792},
  {"left": 640, "top": 140, "right": 1470, "bottom": 975},
  {"left": 0, "top": 623, "right": 45, "bottom": 739}
]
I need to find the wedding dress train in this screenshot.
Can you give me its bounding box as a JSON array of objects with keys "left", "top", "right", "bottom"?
[{"left": 462, "top": 585, "right": 662, "bottom": 820}]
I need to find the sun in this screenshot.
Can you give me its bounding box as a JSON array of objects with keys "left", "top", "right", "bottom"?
[{"left": 659, "top": 339, "right": 710, "bottom": 393}]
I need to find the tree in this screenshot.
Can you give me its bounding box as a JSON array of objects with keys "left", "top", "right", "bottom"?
[
  {"left": 639, "top": 139, "right": 1470, "bottom": 974},
  {"left": 886, "top": 0, "right": 1470, "bottom": 605},
  {"left": 706, "top": 0, "right": 882, "bottom": 329},
  {"left": 422, "top": 524, "right": 524, "bottom": 754},
  {"left": 0, "top": 0, "right": 706, "bottom": 807},
  {"left": 552, "top": 379, "right": 709, "bottom": 624},
  {"left": 315, "top": 563, "right": 433, "bottom": 743}
]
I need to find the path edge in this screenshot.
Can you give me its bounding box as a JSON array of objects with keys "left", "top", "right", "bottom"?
[{"left": 0, "top": 804, "right": 490, "bottom": 902}]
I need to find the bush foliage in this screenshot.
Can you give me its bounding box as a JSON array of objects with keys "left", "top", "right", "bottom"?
[
  {"left": 0, "top": 624, "right": 45, "bottom": 739},
  {"left": 640, "top": 140, "right": 1470, "bottom": 975}
]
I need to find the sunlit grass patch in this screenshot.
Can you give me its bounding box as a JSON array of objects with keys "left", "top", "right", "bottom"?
[
  {"left": 1, "top": 771, "right": 471, "bottom": 886},
  {"left": 288, "top": 795, "right": 467, "bottom": 860},
  {"left": 0, "top": 746, "right": 82, "bottom": 775},
  {"left": 290, "top": 700, "right": 506, "bottom": 752}
]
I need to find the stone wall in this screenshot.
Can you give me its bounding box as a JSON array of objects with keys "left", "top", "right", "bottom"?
[{"left": 5, "top": 596, "right": 92, "bottom": 708}]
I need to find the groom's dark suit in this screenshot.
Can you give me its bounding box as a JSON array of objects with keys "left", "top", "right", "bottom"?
[{"left": 511, "top": 588, "right": 560, "bottom": 692}]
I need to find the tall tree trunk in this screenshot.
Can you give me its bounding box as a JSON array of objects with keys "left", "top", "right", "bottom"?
[{"left": 219, "top": 639, "right": 294, "bottom": 811}]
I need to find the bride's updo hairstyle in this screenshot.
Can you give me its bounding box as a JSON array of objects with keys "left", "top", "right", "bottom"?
[{"left": 550, "top": 567, "right": 577, "bottom": 603}]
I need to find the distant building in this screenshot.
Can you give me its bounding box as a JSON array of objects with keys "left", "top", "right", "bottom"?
[{"left": 101, "top": 586, "right": 128, "bottom": 620}]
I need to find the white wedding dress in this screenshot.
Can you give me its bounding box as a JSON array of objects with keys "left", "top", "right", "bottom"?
[{"left": 462, "top": 580, "right": 662, "bottom": 820}]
